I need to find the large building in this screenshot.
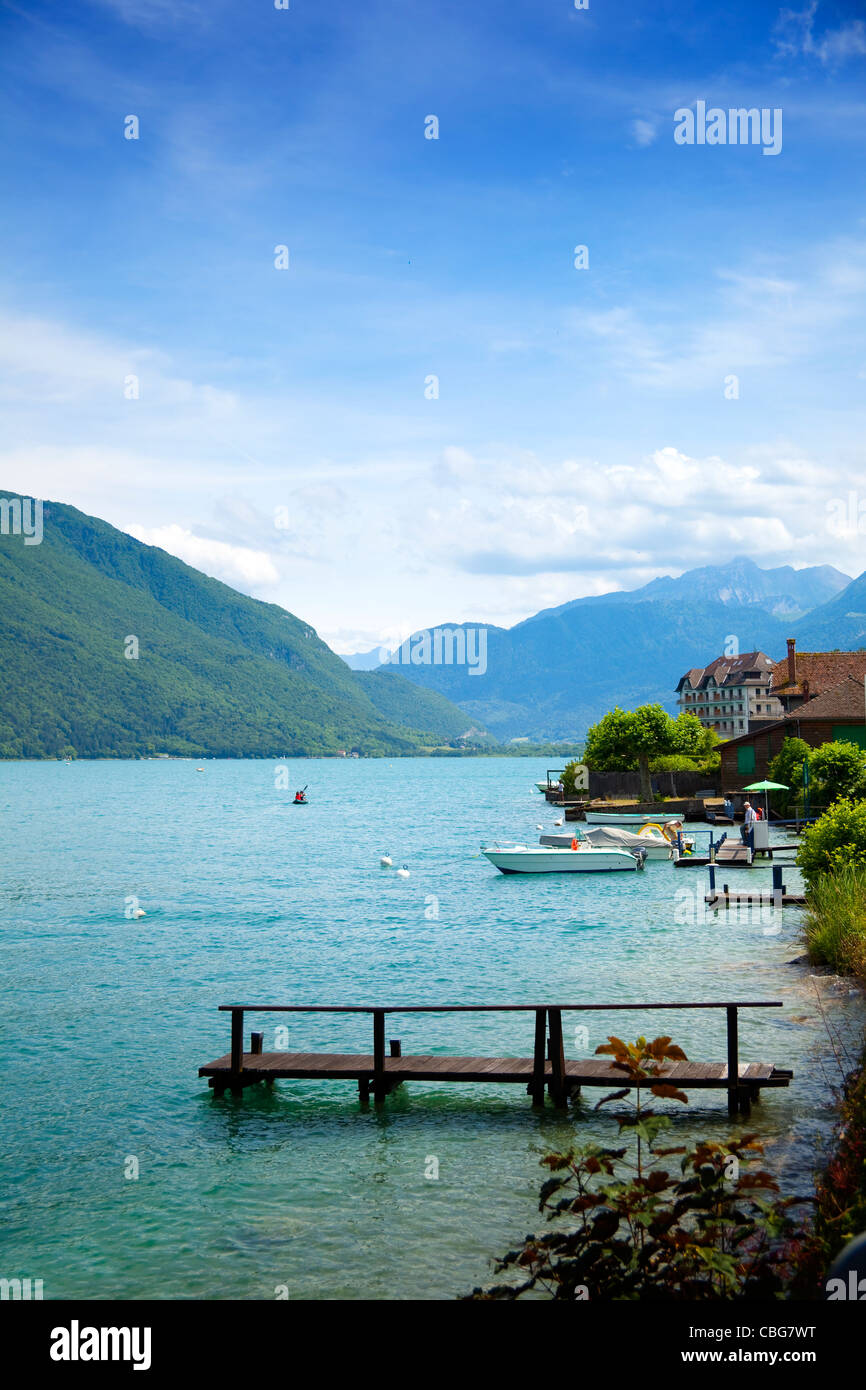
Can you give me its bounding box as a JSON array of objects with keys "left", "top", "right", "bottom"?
[
  {"left": 718, "top": 674, "right": 866, "bottom": 785},
  {"left": 675, "top": 651, "right": 782, "bottom": 737}
]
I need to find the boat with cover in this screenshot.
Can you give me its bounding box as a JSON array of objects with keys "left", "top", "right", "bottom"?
[
  {"left": 540, "top": 824, "right": 692, "bottom": 860},
  {"left": 481, "top": 842, "right": 644, "bottom": 873},
  {"left": 583, "top": 809, "right": 684, "bottom": 826}
]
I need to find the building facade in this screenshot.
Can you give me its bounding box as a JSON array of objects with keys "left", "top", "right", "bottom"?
[
  {"left": 718, "top": 675, "right": 866, "bottom": 786},
  {"left": 676, "top": 651, "right": 782, "bottom": 737}
]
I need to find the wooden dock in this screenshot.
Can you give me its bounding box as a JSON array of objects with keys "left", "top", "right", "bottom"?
[
  {"left": 705, "top": 864, "right": 805, "bottom": 908},
  {"left": 199, "top": 1001, "right": 792, "bottom": 1117},
  {"left": 706, "top": 890, "right": 806, "bottom": 908}
]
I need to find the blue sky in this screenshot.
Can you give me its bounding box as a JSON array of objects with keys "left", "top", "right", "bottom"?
[{"left": 2, "top": 0, "right": 866, "bottom": 651}]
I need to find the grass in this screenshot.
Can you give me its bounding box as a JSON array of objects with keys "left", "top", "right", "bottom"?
[{"left": 802, "top": 866, "right": 866, "bottom": 981}]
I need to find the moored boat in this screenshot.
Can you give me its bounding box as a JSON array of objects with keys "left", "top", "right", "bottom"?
[
  {"left": 583, "top": 809, "right": 684, "bottom": 826},
  {"left": 541, "top": 824, "right": 693, "bottom": 860},
  {"left": 482, "top": 843, "right": 644, "bottom": 873}
]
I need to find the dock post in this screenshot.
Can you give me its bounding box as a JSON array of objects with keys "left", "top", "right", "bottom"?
[
  {"left": 251, "top": 1031, "right": 263, "bottom": 1055},
  {"left": 548, "top": 1009, "right": 567, "bottom": 1107},
  {"left": 230, "top": 1008, "right": 244, "bottom": 1076},
  {"left": 389, "top": 1039, "right": 402, "bottom": 1057},
  {"left": 708, "top": 863, "right": 716, "bottom": 893},
  {"left": 373, "top": 1009, "right": 386, "bottom": 1103},
  {"left": 530, "top": 1008, "right": 547, "bottom": 1105},
  {"left": 726, "top": 1006, "right": 739, "bottom": 1117},
  {"left": 772, "top": 865, "right": 783, "bottom": 909}
]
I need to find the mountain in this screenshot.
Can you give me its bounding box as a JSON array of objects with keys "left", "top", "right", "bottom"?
[
  {"left": 793, "top": 571, "right": 866, "bottom": 651},
  {"left": 360, "top": 601, "right": 792, "bottom": 741},
  {"left": 342, "top": 645, "right": 385, "bottom": 671},
  {"left": 522, "top": 557, "right": 850, "bottom": 625},
  {"left": 0, "top": 495, "right": 485, "bottom": 759},
  {"left": 341, "top": 557, "right": 863, "bottom": 741}
]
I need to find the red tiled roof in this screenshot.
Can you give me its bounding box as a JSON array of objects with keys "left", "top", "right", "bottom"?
[
  {"left": 787, "top": 674, "right": 866, "bottom": 721},
  {"left": 771, "top": 650, "right": 866, "bottom": 698}
]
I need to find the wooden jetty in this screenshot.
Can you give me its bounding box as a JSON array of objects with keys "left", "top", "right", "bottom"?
[
  {"left": 704, "top": 863, "right": 805, "bottom": 908},
  {"left": 199, "top": 1001, "right": 792, "bottom": 1117}
]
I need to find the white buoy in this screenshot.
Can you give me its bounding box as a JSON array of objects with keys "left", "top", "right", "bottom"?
[
  {"left": 396, "top": 865, "right": 410, "bottom": 878},
  {"left": 536, "top": 824, "right": 544, "bottom": 831},
  {"left": 380, "top": 855, "right": 393, "bottom": 868},
  {"left": 132, "top": 908, "right": 146, "bottom": 919},
  {"left": 554, "top": 818, "right": 563, "bottom": 827}
]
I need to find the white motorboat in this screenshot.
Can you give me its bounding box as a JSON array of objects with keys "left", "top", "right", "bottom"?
[
  {"left": 541, "top": 824, "right": 693, "bottom": 860},
  {"left": 482, "top": 842, "right": 644, "bottom": 874},
  {"left": 583, "top": 810, "right": 684, "bottom": 826}
]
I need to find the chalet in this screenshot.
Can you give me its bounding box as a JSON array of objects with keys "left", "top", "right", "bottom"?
[
  {"left": 719, "top": 674, "right": 866, "bottom": 785},
  {"left": 770, "top": 638, "right": 866, "bottom": 714},
  {"left": 676, "top": 651, "right": 781, "bottom": 737}
]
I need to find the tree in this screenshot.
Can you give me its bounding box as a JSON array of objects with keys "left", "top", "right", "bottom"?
[
  {"left": 808, "top": 740, "right": 866, "bottom": 807},
  {"left": 584, "top": 704, "right": 683, "bottom": 802},
  {"left": 768, "top": 737, "right": 810, "bottom": 815}
]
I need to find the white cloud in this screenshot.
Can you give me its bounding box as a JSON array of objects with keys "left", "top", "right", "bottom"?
[
  {"left": 775, "top": 2, "right": 866, "bottom": 65},
  {"left": 125, "top": 524, "right": 281, "bottom": 591},
  {"left": 631, "top": 119, "right": 658, "bottom": 147}
]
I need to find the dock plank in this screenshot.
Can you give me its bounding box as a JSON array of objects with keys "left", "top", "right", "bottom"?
[{"left": 200, "top": 1051, "right": 790, "bottom": 1091}]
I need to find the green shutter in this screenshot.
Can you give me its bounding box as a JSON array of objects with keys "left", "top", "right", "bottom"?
[
  {"left": 737, "top": 744, "right": 756, "bottom": 775},
  {"left": 832, "top": 724, "right": 866, "bottom": 749}
]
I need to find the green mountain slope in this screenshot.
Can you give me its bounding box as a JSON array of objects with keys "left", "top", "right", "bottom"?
[{"left": 0, "top": 496, "right": 485, "bottom": 758}]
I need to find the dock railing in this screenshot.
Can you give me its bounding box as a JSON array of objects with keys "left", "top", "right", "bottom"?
[{"left": 216, "top": 1000, "right": 784, "bottom": 1114}]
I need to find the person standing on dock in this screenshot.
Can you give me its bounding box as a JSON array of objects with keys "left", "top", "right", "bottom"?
[{"left": 741, "top": 801, "right": 756, "bottom": 844}]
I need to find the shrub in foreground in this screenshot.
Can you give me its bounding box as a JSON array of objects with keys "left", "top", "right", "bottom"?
[{"left": 467, "top": 1036, "right": 808, "bottom": 1301}]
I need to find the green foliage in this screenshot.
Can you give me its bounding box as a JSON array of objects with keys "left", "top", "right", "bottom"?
[
  {"left": 808, "top": 740, "right": 866, "bottom": 806},
  {"left": 794, "top": 1040, "right": 866, "bottom": 1294},
  {"left": 468, "top": 1035, "right": 808, "bottom": 1301},
  {"left": 560, "top": 758, "right": 586, "bottom": 796},
  {"left": 0, "top": 497, "right": 487, "bottom": 759},
  {"left": 584, "top": 704, "right": 716, "bottom": 800},
  {"left": 671, "top": 711, "right": 718, "bottom": 760},
  {"left": 802, "top": 866, "right": 866, "bottom": 978},
  {"left": 797, "top": 798, "right": 866, "bottom": 884},
  {"left": 768, "top": 738, "right": 811, "bottom": 814}
]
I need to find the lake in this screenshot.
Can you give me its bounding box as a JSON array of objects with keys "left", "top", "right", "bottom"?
[{"left": 1, "top": 756, "right": 862, "bottom": 1300}]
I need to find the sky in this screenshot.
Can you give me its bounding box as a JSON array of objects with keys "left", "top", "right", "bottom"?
[{"left": 1, "top": 0, "right": 866, "bottom": 653}]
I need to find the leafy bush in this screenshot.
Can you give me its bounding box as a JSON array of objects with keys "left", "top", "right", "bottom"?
[
  {"left": 768, "top": 738, "right": 810, "bottom": 815},
  {"left": 797, "top": 798, "right": 866, "bottom": 885},
  {"left": 649, "top": 753, "right": 720, "bottom": 773},
  {"left": 468, "top": 1035, "right": 807, "bottom": 1301},
  {"left": 808, "top": 740, "right": 866, "bottom": 806}
]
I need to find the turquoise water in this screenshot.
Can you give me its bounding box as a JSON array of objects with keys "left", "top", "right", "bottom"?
[{"left": 1, "top": 757, "right": 863, "bottom": 1300}]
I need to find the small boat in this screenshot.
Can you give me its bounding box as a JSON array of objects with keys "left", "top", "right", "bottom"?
[
  {"left": 541, "top": 824, "right": 693, "bottom": 861},
  {"left": 292, "top": 787, "right": 308, "bottom": 804},
  {"left": 482, "top": 843, "right": 644, "bottom": 874},
  {"left": 535, "top": 781, "right": 562, "bottom": 793},
  {"left": 583, "top": 810, "right": 684, "bottom": 826}
]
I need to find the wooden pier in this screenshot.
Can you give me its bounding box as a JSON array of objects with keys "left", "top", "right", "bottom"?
[
  {"left": 199, "top": 1001, "right": 792, "bottom": 1117},
  {"left": 704, "top": 864, "right": 805, "bottom": 908}
]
